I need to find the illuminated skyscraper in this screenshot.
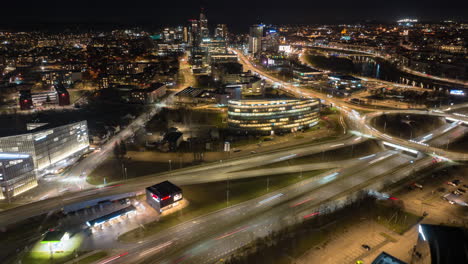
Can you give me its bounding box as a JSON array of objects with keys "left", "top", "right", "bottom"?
[
  {"left": 199, "top": 8, "right": 209, "bottom": 38},
  {"left": 215, "top": 24, "right": 228, "bottom": 39},
  {"left": 188, "top": 19, "right": 199, "bottom": 46},
  {"left": 249, "top": 24, "right": 264, "bottom": 57}
]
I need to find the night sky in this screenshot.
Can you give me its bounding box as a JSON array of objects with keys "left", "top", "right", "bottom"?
[{"left": 1, "top": 0, "right": 467, "bottom": 32}]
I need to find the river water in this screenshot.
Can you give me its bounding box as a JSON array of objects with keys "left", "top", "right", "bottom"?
[{"left": 305, "top": 48, "right": 462, "bottom": 91}]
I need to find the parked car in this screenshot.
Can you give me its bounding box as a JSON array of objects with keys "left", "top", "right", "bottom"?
[
  {"left": 361, "top": 244, "right": 371, "bottom": 251},
  {"left": 448, "top": 181, "right": 460, "bottom": 187},
  {"left": 457, "top": 188, "right": 466, "bottom": 193}
]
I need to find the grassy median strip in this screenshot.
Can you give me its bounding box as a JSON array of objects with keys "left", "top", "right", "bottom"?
[{"left": 118, "top": 169, "right": 329, "bottom": 242}]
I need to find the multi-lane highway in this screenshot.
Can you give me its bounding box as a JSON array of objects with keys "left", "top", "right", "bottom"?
[
  {"left": 3, "top": 49, "right": 467, "bottom": 264},
  {"left": 105, "top": 151, "right": 429, "bottom": 264},
  {"left": 0, "top": 134, "right": 365, "bottom": 228}
]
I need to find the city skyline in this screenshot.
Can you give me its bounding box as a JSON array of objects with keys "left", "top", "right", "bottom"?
[
  {"left": 1, "top": 0, "right": 467, "bottom": 32},
  {"left": 0, "top": 2, "right": 467, "bottom": 263}
]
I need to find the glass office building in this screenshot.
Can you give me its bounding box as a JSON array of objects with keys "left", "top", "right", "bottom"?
[
  {"left": 0, "top": 153, "right": 37, "bottom": 201},
  {"left": 228, "top": 99, "right": 320, "bottom": 134},
  {"left": 0, "top": 121, "right": 89, "bottom": 171}
]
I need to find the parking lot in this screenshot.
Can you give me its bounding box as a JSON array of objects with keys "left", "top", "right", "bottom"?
[{"left": 394, "top": 166, "right": 468, "bottom": 226}]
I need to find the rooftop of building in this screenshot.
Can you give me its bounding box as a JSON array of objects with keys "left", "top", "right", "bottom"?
[
  {"left": 228, "top": 98, "right": 319, "bottom": 106},
  {"left": 329, "top": 74, "right": 361, "bottom": 81},
  {"left": 42, "top": 230, "right": 66, "bottom": 243},
  {"left": 213, "top": 62, "right": 243, "bottom": 74},
  {"left": 146, "top": 180, "right": 182, "bottom": 197},
  {"left": 163, "top": 131, "right": 183, "bottom": 142},
  {"left": 130, "top": 83, "right": 166, "bottom": 93},
  {"left": 175, "top": 87, "right": 205, "bottom": 97},
  {"left": 0, "top": 120, "right": 86, "bottom": 138},
  {"left": 293, "top": 64, "right": 321, "bottom": 73},
  {"left": 86, "top": 205, "right": 136, "bottom": 227}
]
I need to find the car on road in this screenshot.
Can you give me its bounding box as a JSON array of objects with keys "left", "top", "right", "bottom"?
[
  {"left": 233, "top": 149, "right": 241, "bottom": 153},
  {"left": 250, "top": 151, "right": 256, "bottom": 154},
  {"left": 457, "top": 188, "right": 466, "bottom": 193},
  {"left": 463, "top": 184, "right": 468, "bottom": 189},
  {"left": 361, "top": 244, "right": 371, "bottom": 251},
  {"left": 452, "top": 190, "right": 462, "bottom": 196}
]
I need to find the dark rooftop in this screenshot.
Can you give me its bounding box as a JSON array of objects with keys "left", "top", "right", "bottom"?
[
  {"left": 0, "top": 120, "right": 85, "bottom": 138},
  {"left": 146, "top": 180, "right": 182, "bottom": 197},
  {"left": 42, "top": 230, "right": 66, "bottom": 243}
]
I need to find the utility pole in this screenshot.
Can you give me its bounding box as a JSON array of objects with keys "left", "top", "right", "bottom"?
[{"left": 226, "top": 175, "right": 230, "bottom": 207}]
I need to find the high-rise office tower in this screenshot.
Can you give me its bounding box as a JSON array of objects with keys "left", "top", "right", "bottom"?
[
  {"left": 262, "top": 27, "right": 280, "bottom": 52},
  {"left": 189, "top": 19, "right": 199, "bottom": 46},
  {"left": 183, "top": 26, "right": 189, "bottom": 43},
  {"left": 249, "top": 24, "right": 264, "bottom": 57},
  {"left": 199, "top": 8, "right": 209, "bottom": 39},
  {"left": 215, "top": 24, "right": 228, "bottom": 39}
]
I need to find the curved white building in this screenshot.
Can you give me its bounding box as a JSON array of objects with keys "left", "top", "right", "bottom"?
[{"left": 228, "top": 99, "right": 320, "bottom": 134}]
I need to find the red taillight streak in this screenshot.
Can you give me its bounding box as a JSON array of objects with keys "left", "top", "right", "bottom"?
[
  {"left": 215, "top": 226, "right": 249, "bottom": 240},
  {"left": 303, "top": 212, "right": 320, "bottom": 219}
]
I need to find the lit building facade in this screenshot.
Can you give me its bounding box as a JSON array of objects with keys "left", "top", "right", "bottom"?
[
  {"left": 146, "top": 181, "right": 183, "bottom": 213},
  {"left": 0, "top": 153, "right": 38, "bottom": 201},
  {"left": 249, "top": 25, "right": 264, "bottom": 57},
  {"left": 328, "top": 75, "right": 362, "bottom": 90},
  {"left": 0, "top": 121, "right": 89, "bottom": 171},
  {"left": 199, "top": 9, "right": 209, "bottom": 38},
  {"left": 228, "top": 99, "right": 320, "bottom": 134}
]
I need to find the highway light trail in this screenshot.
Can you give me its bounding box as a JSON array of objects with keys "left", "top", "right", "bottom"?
[
  {"left": 303, "top": 211, "right": 320, "bottom": 219},
  {"left": 139, "top": 241, "right": 173, "bottom": 257},
  {"left": 369, "top": 153, "right": 394, "bottom": 164},
  {"left": 330, "top": 143, "right": 345, "bottom": 147},
  {"left": 359, "top": 154, "right": 376, "bottom": 160},
  {"left": 98, "top": 252, "right": 128, "bottom": 264},
  {"left": 172, "top": 254, "right": 191, "bottom": 264},
  {"left": 277, "top": 154, "right": 297, "bottom": 161},
  {"left": 318, "top": 172, "right": 339, "bottom": 184},
  {"left": 215, "top": 226, "right": 250, "bottom": 240},
  {"left": 291, "top": 197, "right": 314, "bottom": 207},
  {"left": 258, "top": 193, "right": 284, "bottom": 205}
]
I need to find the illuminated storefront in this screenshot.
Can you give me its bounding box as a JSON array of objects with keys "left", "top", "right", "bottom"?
[
  {"left": 228, "top": 99, "right": 320, "bottom": 134},
  {"left": 146, "top": 181, "right": 183, "bottom": 213}
]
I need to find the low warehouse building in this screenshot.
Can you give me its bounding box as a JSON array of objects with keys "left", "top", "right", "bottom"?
[
  {"left": 86, "top": 205, "right": 136, "bottom": 228},
  {"left": 146, "top": 181, "right": 183, "bottom": 213}
]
